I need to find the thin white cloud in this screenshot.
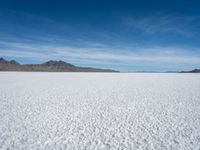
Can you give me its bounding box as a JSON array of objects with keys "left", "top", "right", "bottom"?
[
  {"left": 122, "top": 15, "right": 199, "bottom": 36},
  {"left": 0, "top": 41, "right": 200, "bottom": 67}
]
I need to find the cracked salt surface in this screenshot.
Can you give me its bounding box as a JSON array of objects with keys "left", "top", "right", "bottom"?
[{"left": 0, "top": 72, "right": 200, "bottom": 150}]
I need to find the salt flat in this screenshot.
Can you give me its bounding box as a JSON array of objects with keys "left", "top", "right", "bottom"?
[{"left": 0, "top": 72, "right": 200, "bottom": 150}]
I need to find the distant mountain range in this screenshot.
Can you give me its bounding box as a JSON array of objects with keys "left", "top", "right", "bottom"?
[
  {"left": 1, "top": 57, "right": 199, "bottom": 73},
  {"left": 0, "top": 58, "right": 119, "bottom": 72},
  {"left": 180, "top": 69, "right": 200, "bottom": 73}
]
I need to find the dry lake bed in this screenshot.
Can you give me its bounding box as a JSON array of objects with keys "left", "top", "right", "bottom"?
[{"left": 0, "top": 72, "right": 200, "bottom": 149}]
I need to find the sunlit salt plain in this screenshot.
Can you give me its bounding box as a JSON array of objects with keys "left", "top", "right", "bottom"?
[{"left": 0, "top": 72, "right": 200, "bottom": 150}]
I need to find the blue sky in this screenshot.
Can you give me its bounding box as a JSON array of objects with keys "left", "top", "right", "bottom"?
[{"left": 0, "top": 0, "right": 200, "bottom": 72}]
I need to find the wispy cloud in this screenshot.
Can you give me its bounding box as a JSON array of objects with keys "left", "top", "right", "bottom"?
[
  {"left": 0, "top": 11, "right": 200, "bottom": 71},
  {"left": 0, "top": 41, "right": 200, "bottom": 69},
  {"left": 122, "top": 15, "right": 199, "bottom": 36}
]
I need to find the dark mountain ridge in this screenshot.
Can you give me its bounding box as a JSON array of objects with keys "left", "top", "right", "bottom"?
[
  {"left": 180, "top": 69, "right": 200, "bottom": 73},
  {"left": 42, "top": 60, "right": 76, "bottom": 67},
  {"left": 0, "top": 58, "right": 20, "bottom": 65},
  {"left": 0, "top": 58, "right": 119, "bottom": 72}
]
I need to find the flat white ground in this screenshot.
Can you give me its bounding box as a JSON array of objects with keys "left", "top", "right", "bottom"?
[{"left": 0, "top": 72, "right": 200, "bottom": 150}]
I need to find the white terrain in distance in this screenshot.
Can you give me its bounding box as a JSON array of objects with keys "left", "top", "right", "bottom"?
[{"left": 0, "top": 72, "right": 200, "bottom": 150}]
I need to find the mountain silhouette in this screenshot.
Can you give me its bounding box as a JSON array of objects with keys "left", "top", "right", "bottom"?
[{"left": 0, "top": 58, "right": 119, "bottom": 72}]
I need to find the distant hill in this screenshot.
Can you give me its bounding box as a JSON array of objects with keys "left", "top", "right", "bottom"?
[
  {"left": 180, "top": 69, "right": 200, "bottom": 73},
  {"left": 0, "top": 58, "right": 119, "bottom": 72}
]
